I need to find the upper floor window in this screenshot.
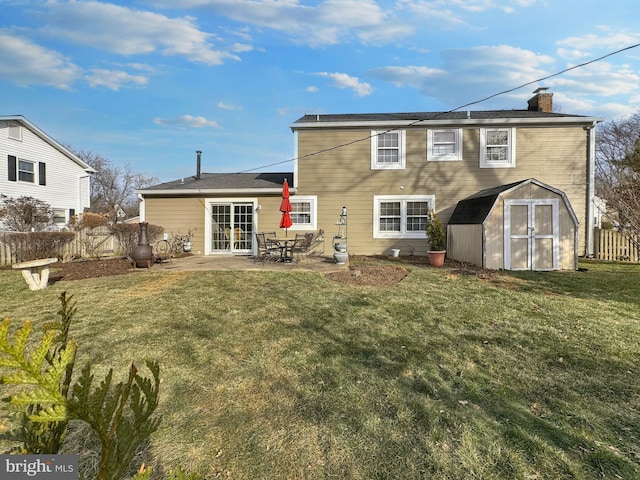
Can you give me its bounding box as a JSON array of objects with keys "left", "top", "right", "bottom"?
[
  {"left": 371, "top": 130, "right": 405, "bottom": 170},
  {"left": 373, "top": 195, "right": 435, "bottom": 238},
  {"left": 480, "top": 128, "right": 516, "bottom": 168},
  {"left": 18, "top": 159, "right": 35, "bottom": 183},
  {"left": 289, "top": 196, "right": 317, "bottom": 230},
  {"left": 427, "top": 128, "right": 462, "bottom": 161}
]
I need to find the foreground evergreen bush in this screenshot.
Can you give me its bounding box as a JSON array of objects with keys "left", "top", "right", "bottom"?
[{"left": 0, "top": 292, "right": 162, "bottom": 480}]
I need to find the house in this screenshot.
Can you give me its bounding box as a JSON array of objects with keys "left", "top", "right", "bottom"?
[
  {"left": 138, "top": 90, "right": 603, "bottom": 270},
  {"left": 1, "top": 115, "right": 95, "bottom": 229}
]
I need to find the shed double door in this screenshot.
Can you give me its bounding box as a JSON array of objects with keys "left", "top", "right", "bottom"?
[{"left": 504, "top": 199, "right": 559, "bottom": 270}]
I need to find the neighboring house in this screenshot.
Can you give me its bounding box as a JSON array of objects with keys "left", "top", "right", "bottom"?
[
  {"left": 138, "top": 90, "right": 603, "bottom": 270},
  {"left": 0, "top": 115, "right": 95, "bottom": 229}
]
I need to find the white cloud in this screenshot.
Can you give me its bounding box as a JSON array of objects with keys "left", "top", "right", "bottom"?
[
  {"left": 557, "top": 29, "right": 640, "bottom": 52},
  {"left": 86, "top": 69, "right": 148, "bottom": 90},
  {"left": 40, "top": 1, "right": 241, "bottom": 65},
  {"left": 314, "top": 72, "right": 372, "bottom": 96},
  {"left": 154, "top": 115, "right": 222, "bottom": 128},
  {"left": 154, "top": 0, "right": 403, "bottom": 47},
  {"left": 0, "top": 32, "right": 80, "bottom": 89},
  {"left": 306, "top": 85, "right": 319, "bottom": 93},
  {"left": 230, "top": 43, "right": 253, "bottom": 53},
  {"left": 397, "top": 0, "right": 536, "bottom": 27},
  {"left": 217, "top": 102, "right": 242, "bottom": 111},
  {"left": 371, "top": 45, "right": 554, "bottom": 107}
]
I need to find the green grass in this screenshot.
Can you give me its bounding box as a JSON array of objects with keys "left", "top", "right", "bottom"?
[{"left": 1, "top": 259, "right": 639, "bottom": 479}]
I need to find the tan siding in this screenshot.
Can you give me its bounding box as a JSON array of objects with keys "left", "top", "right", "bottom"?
[
  {"left": 447, "top": 225, "right": 483, "bottom": 265},
  {"left": 296, "top": 125, "right": 588, "bottom": 256},
  {"left": 145, "top": 197, "right": 207, "bottom": 253}
]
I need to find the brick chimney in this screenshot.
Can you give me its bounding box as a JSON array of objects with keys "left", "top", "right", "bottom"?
[{"left": 527, "top": 87, "right": 553, "bottom": 112}]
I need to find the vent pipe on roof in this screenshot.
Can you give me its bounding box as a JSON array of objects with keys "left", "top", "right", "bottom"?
[{"left": 196, "top": 150, "right": 202, "bottom": 179}]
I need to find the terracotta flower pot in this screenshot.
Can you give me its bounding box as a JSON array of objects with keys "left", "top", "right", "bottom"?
[{"left": 428, "top": 250, "right": 446, "bottom": 267}]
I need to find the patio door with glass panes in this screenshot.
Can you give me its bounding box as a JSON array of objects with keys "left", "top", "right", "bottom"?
[
  {"left": 504, "top": 199, "right": 559, "bottom": 270},
  {"left": 209, "top": 202, "right": 254, "bottom": 253}
]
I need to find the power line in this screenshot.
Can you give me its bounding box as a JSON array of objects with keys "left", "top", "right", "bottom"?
[{"left": 222, "top": 42, "right": 640, "bottom": 176}]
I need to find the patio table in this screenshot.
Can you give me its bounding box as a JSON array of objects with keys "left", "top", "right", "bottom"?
[{"left": 268, "top": 238, "right": 297, "bottom": 263}]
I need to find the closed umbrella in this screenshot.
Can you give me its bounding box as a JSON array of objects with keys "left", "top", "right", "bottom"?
[{"left": 279, "top": 178, "right": 293, "bottom": 236}]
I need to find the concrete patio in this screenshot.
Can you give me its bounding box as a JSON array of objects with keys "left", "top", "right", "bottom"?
[{"left": 152, "top": 254, "right": 350, "bottom": 273}]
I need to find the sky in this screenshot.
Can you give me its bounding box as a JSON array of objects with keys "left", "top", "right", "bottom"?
[{"left": 1, "top": 0, "right": 640, "bottom": 183}]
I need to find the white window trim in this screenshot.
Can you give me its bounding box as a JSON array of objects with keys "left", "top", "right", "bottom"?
[
  {"left": 288, "top": 195, "right": 317, "bottom": 230},
  {"left": 371, "top": 130, "right": 406, "bottom": 170},
  {"left": 373, "top": 195, "right": 435, "bottom": 239},
  {"left": 427, "top": 128, "right": 463, "bottom": 161},
  {"left": 18, "top": 158, "right": 35, "bottom": 183},
  {"left": 480, "top": 127, "right": 516, "bottom": 168}
]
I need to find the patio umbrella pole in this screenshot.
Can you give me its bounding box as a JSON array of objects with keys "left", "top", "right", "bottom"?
[{"left": 279, "top": 178, "right": 293, "bottom": 237}]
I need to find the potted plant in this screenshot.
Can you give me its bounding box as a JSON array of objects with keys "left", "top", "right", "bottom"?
[{"left": 426, "top": 210, "right": 446, "bottom": 267}]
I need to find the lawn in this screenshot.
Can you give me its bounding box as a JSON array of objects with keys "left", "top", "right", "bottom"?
[{"left": 0, "top": 258, "right": 639, "bottom": 479}]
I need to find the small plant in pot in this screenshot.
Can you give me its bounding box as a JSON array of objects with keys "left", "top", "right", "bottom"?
[{"left": 426, "top": 209, "right": 446, "bottom": 267}]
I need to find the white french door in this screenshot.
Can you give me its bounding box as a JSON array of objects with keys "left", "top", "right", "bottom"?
[
  {"left": 504, "top": 199, "right": 559, "bottom": 270},
  {"left": 209, "top": 202, "right": 254, "bottom": 253}
]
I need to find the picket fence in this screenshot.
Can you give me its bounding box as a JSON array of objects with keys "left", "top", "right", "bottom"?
[
  {"left": 594, "top": 228, "right": 640, "bottom": 263},
  {"left": 1, "top": 227, "right": 638, "bottom": 267},
  {"left": 0, "top": 226, "right": 119, "bottom": 267}
]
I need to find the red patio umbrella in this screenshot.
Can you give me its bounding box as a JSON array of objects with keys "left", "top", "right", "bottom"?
[{"left": 279, "top": 178, "right": 293, "bottom": 236}]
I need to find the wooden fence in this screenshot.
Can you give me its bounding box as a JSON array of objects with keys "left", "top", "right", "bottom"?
[
  {"left": 0, "top": 226, "right": 119, "bottom": 267},
  {"left": 594, "top": 228, "right": 640, "bottom": 263},
  {"left": 1, "top": 227, "right": 638, "bottom": 266}
]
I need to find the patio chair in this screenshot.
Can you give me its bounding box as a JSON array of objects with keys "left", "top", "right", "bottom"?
[
  {"left": 292, "top": 232, "right": 314, "bottom": 263},
  {"left": 308, "top": 229, "right": 325, "bottom": 257},
  {"left": 254, "top": 232, "right": 280, "bottom": 263}
]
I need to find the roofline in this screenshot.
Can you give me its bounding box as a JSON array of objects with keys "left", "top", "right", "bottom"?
[
  {"left": 0, "top": 115, "right": 97, "bottom": 173},
  {"left": 483, "top": 178, "right": 579, "bottom": 226},
  {"left": 136, "top": 187, "right": 297, "bottom": 196},
  {"left": 291, "top": 116, "right": 604, "bottom": 130}
]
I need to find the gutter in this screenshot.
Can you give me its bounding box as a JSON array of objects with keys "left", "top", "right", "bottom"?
[
  {"left": 135, "top": 187, "right": 298, "bottom": 196},
  {"left": 585, "top": 120, "right": 600, "bottom": 257},
  {"left": 291, "top": 116, "right": 605, "bottom": 130}
]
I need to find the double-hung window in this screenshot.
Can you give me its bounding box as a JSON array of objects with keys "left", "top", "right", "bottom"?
[
  {"left": 373, "top": 195, "right": 434, "bottom": 238},
  {"left": 371, "top": 130, "right": 405, "bottom": 170},
  {"left": 427, "top": 128, "right": 462, "bottom": 161},
  {"left": 480, "top": 127, "right": 516, "bottom": 168},
  {"left": 18, "top": 159, "right": 35, "bottom": 183},
  {"left": 289, "top": 196, "right": 317, "bottom": 230}
]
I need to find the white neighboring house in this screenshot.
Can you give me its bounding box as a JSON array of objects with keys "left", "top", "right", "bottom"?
[{"left": 0, "top": 115, "right": 95, "bottom": 230}]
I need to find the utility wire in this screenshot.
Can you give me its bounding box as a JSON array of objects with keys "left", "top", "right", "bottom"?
[{"left": 211, "top": 42, "right": 640, "bottom": 176}]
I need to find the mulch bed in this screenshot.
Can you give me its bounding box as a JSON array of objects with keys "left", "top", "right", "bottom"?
[{"left": 33, "top": 254, "right": 493, "bottom": 286}]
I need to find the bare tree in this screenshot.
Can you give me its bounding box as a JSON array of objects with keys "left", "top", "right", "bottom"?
[
  {"left": 595, "top": 111, "right": 640, "bottom": 232},
  {"left": 69, "top": 148, "right": 158, "bottom": 219},
  {"left": 0, "top": 195, "right": 54, "bottom": 231}
]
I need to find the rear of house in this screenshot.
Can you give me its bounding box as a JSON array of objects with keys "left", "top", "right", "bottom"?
[
  {"left": 291, "top": 93, "right": 600, "bottom": 262},
  {"left": 138, "top": 92, "right": 602, "bottom": 269}
]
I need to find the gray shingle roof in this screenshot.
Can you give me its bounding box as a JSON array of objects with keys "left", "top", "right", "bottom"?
[
  {"left": 293, "top": 110, "right": 586, "bottom": 124},
  {"left": 448, "top": 180, "right": 529, "bottom": 225},
  {"left": 142, "top": 172, "right": 293, "bottom": 192}
]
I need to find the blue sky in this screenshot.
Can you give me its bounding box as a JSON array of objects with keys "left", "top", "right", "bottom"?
[{"left": 1, "top": 0, "right": 639, "bottom": 182}]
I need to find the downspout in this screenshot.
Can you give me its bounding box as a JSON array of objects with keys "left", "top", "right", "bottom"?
[
  {"left": 138, "top": 194, "right": 145, "bottom": 222},
  {"left": 585, "top": 121, "right": 598, "bottom": 257}
]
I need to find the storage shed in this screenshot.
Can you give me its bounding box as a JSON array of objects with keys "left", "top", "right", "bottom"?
[{"left": 447, "top": 179, "right": 579, "bottom": 270}]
